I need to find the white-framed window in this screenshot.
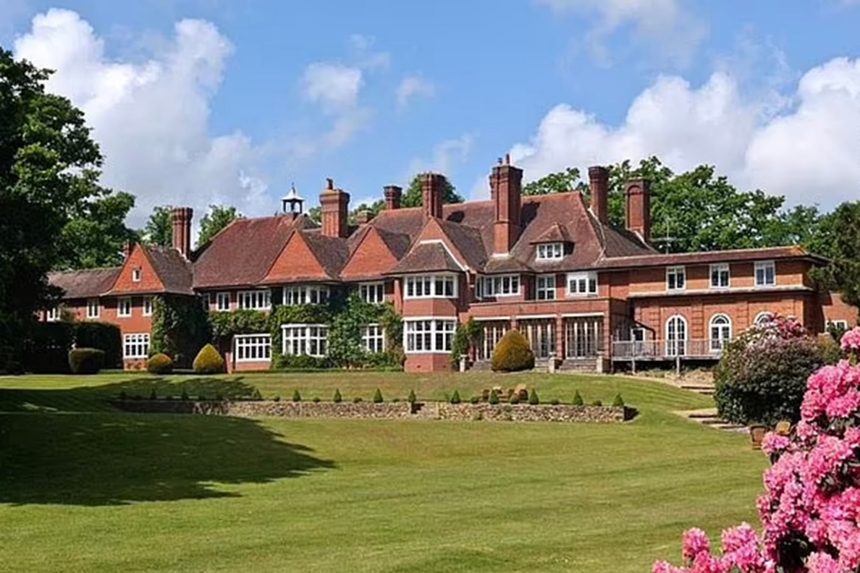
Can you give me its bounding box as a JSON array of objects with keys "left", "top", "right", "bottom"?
[
  {"left": 827, "top": 319, "right": 849, "bottom": 332},
  {"left": 536, "top": 243, "right": 564, "bottom": 261},
  {"left": 235, "top": 334, "right": 271, "bottom": 362},
  {"left": 566, "top": 272, "right": 598, "bottom": 296},
  {"left": 754, "top": 311, "right": 774, "bottom": 326},
  {"left": 281, "top": 324, "right": 328, "bottom": 357},
  {"left": 283, "top": 285, "right": 330, "bottom": 306},
  {"left": 709, "top": 314, "right": 732, "bottom": 353},
  {"left": 118, "top": 297, "right": 132, "bottom": 317},
  {"left": 404, "top": 319, "right": 456, "bottom": 353},
  {"left": 123, "top": 333, "right": 150, "bottom": 359},
  {"left": 143, "top": 296, "right": 153, "bottom": 317},
  {"left": 46, "top": 307, "right": 59, "bottom": 322},
  {"left": 755, "top": 261, "right": 776, "bottom": 287},
  {"left": 361, "top": 324, "right": 385, "bottom": 353},
  {"left": 536, "top": 274, "right": 556, "bottom": 300},
  {"left": 216, "top": 292, "right": 230, "bottom": 311},
  {"left": 404, "top": 274, "right": 457, "bottom": 299},
  {"left": 359, "top": 282, "right": 384, "bottom": 304},
  {"left": 666, "top": 266, "right": 686, "bottom": 291},
  {"left": 710, "top": 263, "right": 730, "bottom": 288},
  {"left": 666, "top": 315, "right": 688, "bottom": 356},
  {"left": 86, "top": 299, "right": 100, "bottom": 319},
  {"left": 238, "top": 289, "right": 272, "bottom": 310},
  {"left": 477, "top": 274, "right": 520, "bottom": 298},
  {"left": 132, "top": 267, "right": 142, "bottom": 282}
]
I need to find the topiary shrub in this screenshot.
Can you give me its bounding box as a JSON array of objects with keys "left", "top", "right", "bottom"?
[
  {"left": 407, "top": 389, "right": 416, "bottom": 404},
  {"left": 68, "top": 348, "right": 105, "bottom": 374},
  {"left": 715, "top": 315, "right": 829, "bottom": 426},
  {"left": 372, "top": 388, "right": 384, "bottom": 403},
  {"left": 572, "top": 390, "right": 584, "bottom": 406},
  {"left": 192, "top": 344, "right": 225, "bottom": 374},
  {"left": 528, "top": 388, "right": 539, "bottom": 405},
  {"left": 491, "top": 329, "right": 535, "bottom": 372},
  {"left": 549, "top": 398, "right": 560, "bottom": 406},
  {"left": 333, "top": 388, "right": 343, "bottom": 403},
  {"left": 469, "top": 396, "right": 480, "bottom": 404},
  {"left": 353, "top": 396, "right": 363, "bottom": 403},
  {"left": 146, "top": 353, "right": 174, "bottom": 374},
  {"left": 292, "top": 389, "right": 302, "bottom": 402},
  {"left": 590, "top": 400, "right": 603, "bottom": 407},
  {"left": 74, "top": 322, "right": 122, "bottom": 368},
  {"left": 612, "top": 393, "right": 625, "bottom": 407},
  {"left": 489, "top": 389, "right": 500, "bottom": 405},
  {"left": 450, "top": 390, "right": 461, "bottom": 404},
  {"left": 509, "top": 394, "right": 520, "bottom": 405},
  {"left": 273, "top": 395, "right": 281, "bottom": 402},
  {"left": 312, "top": 396, "right": 320, "bottom": 403}
]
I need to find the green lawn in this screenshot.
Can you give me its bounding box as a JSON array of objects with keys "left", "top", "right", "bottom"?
[{"left": 0, "top": 371, "right": 765, "bottom": 572}]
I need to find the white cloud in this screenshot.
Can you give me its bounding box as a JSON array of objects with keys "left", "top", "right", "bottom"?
[
  {"left": 302, "top": 62, "right": 363, "bottom": 112},
  {"left": 508, "top": 56, "right": 860, "bottom": 209},
  {"left": 537, "top": 0, "right": 706, "bottom": 68},
  {"left": 396, "top": 75, "right": 435, "bottom": 110},
  {"left": 407, "top": 134, "right": 475, "bottom": 183},
  {"left": 14, "top": 9, "right": 271, "bottom": 228},
  {"left": 348, "top": 34, "right": 390, "bottom": 70}
]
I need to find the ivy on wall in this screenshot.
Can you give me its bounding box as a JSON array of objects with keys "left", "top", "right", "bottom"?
[
  {"left": 451, "top": 317, "right": 481, "bottom": 366},
  {"left": 150, "top": 295, "right": 211, "bottom": 366}
]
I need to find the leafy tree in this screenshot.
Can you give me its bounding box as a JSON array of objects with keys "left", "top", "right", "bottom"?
[
  {"left": 0, "top": 49, "right": 112, "bottom": 370},
  {"left": 401, "top": 174, "right": 463, "bottom": 207},
  {"left": 523, "top": 167, "right": 586, "bottom": 196},
  {"left": 197, "top": 204, "right": 242, "bottom": 248},
  {"left": 808, "top": 201, "right": 860, "bottom": 311},
  {"left": 143, "top": 205, "right": 173, "bottom": 247},
  {"left": 57, "top": 190, "right": 138, "bottom": 269}
]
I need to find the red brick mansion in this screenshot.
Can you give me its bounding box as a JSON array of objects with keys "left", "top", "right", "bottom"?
[{"left": 45, "top": 159, "right": 856, "bottom": 373}]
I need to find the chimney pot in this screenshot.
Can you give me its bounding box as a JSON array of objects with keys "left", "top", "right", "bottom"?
[
  {"left": 171, "top": 207, "right": 193, "bottom": 259},
  {"left": 383, "top": 185, "right": 402, "bottom": 210},
  {"left": 421, "top": 173, "right": 444, "bottom": 219},
  {"left": 588, "top": 165, "right": 610, "bottom": 224},
  {"left": 320, "top": 182, "right": 350, "bottom": 238}
]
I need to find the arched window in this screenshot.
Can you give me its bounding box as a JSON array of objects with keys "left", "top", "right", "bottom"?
[
  {"left": 753, "top": 311, "right": 774, "bottom": 327},
  {"left": 709, "top": 314, "right": 732, "bottom": 353},
  {"left": 666, "top": 315, "right": 687, "bottom": 356}
]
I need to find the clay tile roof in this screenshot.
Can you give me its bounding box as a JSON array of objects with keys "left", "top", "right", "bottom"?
[
  {"left": 48, "top": 267, "right": 120, "bottom": 300},
  {"left": 146, "top": 247, "right": 194, "bottom": 295},
  {"left": 531, "top": 223, "right": 572, "bottom": 244},
  {"left": 595, "top": 245, "right": 823, "bottom": 270},
  {"left": 436, "top": 219, "right": 488, "bottom": 270},
  {"left": 388, "top": 242, "right": 463, "bottom": 275},
  {"left": 376, "top": 228, "right": 413, "bottom": 259},
  {"left": 300, "top": 230, "right": 350, "bottom": 278},
  {"left": 193, "top": 215, "right": 299, "bottom": 288}
]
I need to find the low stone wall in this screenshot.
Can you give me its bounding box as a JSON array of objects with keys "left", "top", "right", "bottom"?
[{"left": 113, "top": 399, "right": 635, "bottom": 423}]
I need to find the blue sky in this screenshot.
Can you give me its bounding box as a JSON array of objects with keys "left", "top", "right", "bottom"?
[{"left": 2, "top": 0, "right": 860, "bottom": 228}]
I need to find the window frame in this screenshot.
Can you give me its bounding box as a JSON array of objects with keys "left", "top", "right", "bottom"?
[
  {"left": 282, "top": 285, "right": 330, "bottom": 306},
  {"left": 477, "top": 274, "right": 521, "bottom": 298},
  {"left": 403, "top": 319, "right": 456, "bottom": 354},
  {"left": 666, "top": 266, "right": 686, "bottom": 292},
  {"left": 46, "top": 307, "right": 59, "bottom": 322},
  {"left": 665, "top": 314, "right": 688, "bottom": 357},
  {"left": 281, "top": 324, "right": 329, "bottom": 357},
  {"left": 215, "top": 292, "right": 231, "bottom": 311},
  {"left": 123, "top": 333, "right": 150, "bottom": 359},
  {"left": 142, "top": 296, "right": 153, "bottom": 317},
  {"left": 234, "top": 333, "right": 272, "bottom": 362},
  {"left": 238, "top": 289, "right": 272, "bottom": 311},
  {"left": 536, "top": 274, "right": 556, "bottom": 300},
  {"left": 709, "top": 314, "right": 732, "bottom": 353},
  {"left": 86, "top": 299, "right": 100, "bottom": 320},
  {"left": 535, "top": 242, "right": 564, "bottom": 261},
  {"left": 709, "top": 263, "right": 731, "bottom": 289},
  {"left": 566, "top": 271, "right": 598, "bottom": 297},
  {"left": 754, "top": 261, "right": 776, "bottom": 287},
  {"left": 358, "top": 282, "right": 385, "bottom": 304},
  {"left": 132, "top": 267, "right": 142, "bottom": 282},
  {"left": 118, "top": 297, "right": 132, "bottom": 318},
  {"left": 403, "top": 274, "right": 458, "bottom": 300},
  {"left": 361, "top": 323, "right": 386, "bottom": 353}
]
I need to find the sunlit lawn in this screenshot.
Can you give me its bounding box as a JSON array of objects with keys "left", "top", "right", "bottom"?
[{"left": 0, "top": 371, "right": 765, "bottom": 572}]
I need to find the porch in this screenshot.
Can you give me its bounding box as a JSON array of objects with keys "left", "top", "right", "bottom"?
[{"left": 610, "top": 339, "right": 725, "bottom": 361}]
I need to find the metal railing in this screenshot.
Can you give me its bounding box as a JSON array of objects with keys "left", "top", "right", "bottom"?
[{"left": 611, "top": 339, "right": 726, "bottom": 360}]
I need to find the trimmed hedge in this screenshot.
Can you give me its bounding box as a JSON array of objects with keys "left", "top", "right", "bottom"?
[
  {"left": 73, "top": 322, "right": 122, "bottom": 368},
  {"left": 68, "top": 348, "right": 105, "bottom": 374},
  {"left": 146, "top": 353, "right": 174, "bottom": 374},
  {"left": 22, "top": 321, "right": 121, "bottom": 373},
  {"left": 491, "top": 329, "right": 535, "bottom": 372},
  {"left": 193, "top": 344, "right": 226, "bottom": 374}
]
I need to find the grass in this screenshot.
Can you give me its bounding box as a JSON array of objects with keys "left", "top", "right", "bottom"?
[{"left": 0, "top": 371, "right": 765, "bottom": 572}]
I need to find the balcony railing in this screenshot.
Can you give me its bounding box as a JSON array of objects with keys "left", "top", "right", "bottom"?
[{"left": 611, "top": 339, "right": 726, "bottom": 360}]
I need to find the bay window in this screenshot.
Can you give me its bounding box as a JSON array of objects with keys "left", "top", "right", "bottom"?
[
  {"left": 404, "top": 274, "right": 457, "bottom": 299},
  {"left": 283, "top": 285, "right": 329, "bottom": 306},
  {"left": 281, "top": 324, "right": 328, "bottom": 357},
  {"left": 404, "top": 319, "right": 456, "bottom": 353},
  {"left": 238, "top": 289, "right": 271, "bottom": 310},
  {"left": 235, "top": 334, "right": 272, "bottom": 362},
  {"left": 477, "top": 274, "right": 520, "bottom": 298},
  {"left": 566, "top": 272, "right": 598, "bottom": 296}
]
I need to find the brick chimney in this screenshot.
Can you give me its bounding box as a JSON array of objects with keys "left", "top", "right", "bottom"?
[
  {"left": 320, "top": 178, "right": 350, "bottom": 238},
  {"left": 490, "top": 154, "right": 523, "bottom": 255},
  {"left": 171, "top": 207, "right": 193, "bottom": 258},
  {"left": 383, "top": 185, "right": 402, "bottom": 210},
  {"left": 624, "top": 178, "right": 651, "bottom": 243},
  {"left": 421, "top": 173, "right": 444, "bottom": 219},
  {"left": 588, "top": 166, "right": 609, "bottom": 224}
]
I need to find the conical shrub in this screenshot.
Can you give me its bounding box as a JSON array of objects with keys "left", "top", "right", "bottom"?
[{"left": 193, "top": 344, "right": 226, "bottom": 374}]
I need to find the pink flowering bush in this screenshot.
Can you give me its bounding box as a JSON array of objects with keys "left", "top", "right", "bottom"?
[
  {"left": 841, "top": 326, "right": 860, "bottom": 354},
  {"left": 654, "top": 330, "right": 860, "bottom": 573}
]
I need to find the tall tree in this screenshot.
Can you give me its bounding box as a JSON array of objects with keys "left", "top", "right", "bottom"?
[
  {"left": 523, "top": 167, "right": 586, "bottom": 196},
  {"left": 197, "top": 204, "right": 242, "bottom": 248},
  {"left": 0, "top": 49, "right": 113, "bottom": 369},
  {"left": 808, "top": 202, "right": 860, "bottom": 312},
  {"left": 401, "top": 174, "right": 463, "bottom": 207},
  {"left": 57, "top": 190, "right": 138, "bottom": 269},
  {"left": 143, "top": 205, "right": 173, "bottom": 247}
]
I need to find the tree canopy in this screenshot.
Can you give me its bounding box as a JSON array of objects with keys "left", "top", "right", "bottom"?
[
  {"left": 197, "top": 204, "right": 242, "bottom": 248},
  {"left": 143, "top": 205, "right": 173, "bottom": 248},
  {"left": 57, "top": 190, "right": 138, "bottom": 269},
  {"left": 401, "top": 174, "right": 463, "bottom": 207}
]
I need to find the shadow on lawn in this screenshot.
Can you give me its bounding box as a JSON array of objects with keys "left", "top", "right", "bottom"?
[{"left": 0, "top": 377, "right": 336, "bottom": 506}]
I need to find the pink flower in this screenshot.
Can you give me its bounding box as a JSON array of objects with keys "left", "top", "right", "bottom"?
[
  {"left": 840, "top": 326, "right": 860, "bottom": 352},
  {"left": 682, "top": 528, "right": 711, "bottom": 562},
  {"left": 761, "top": 433, "right": 790, "bottom": 456},
  {"left": 806, "top": 551, "right": 841, "bottom": 573}
]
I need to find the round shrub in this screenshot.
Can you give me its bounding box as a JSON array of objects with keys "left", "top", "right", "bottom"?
[
  {"left": 372, "top": 388, "right": 384, "bottom": 403},
  {"left": 469, "top": 396, "right": 480, "bottom": 404},
  {"left": 146, "top": 353, "right": 174, "bottom": 374},
  {"left": 572, "top": 390, "right": 584, "bottom": 406},
  {"left": 491, "top": 329, "right": 535, "bottom": 372},
  {"left": 192, "top": 344, "right": 225, "bottom": 374},
  {"left": 68, "top": 348, "right": 105, "bottom": 374},
  {"left": 450, "top": 390, "right": 461, "bottom": 404},
  {"left": 590, "top": 400, "right": 603, "bottom": 407},
  {"left": 509, "top": 394, "right": 520, "bottom": 405},
  {"left": 353, "top": 396, "right": 363, "bottom": 403},
  {"left": 549, "top": 398, "right": 560, "bottom": 406},
  {"left": 714, "top": 316, "right": 829, "bottom": 426}
]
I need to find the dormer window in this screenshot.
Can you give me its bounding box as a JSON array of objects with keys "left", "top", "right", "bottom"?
[
  {"left": 536, "top": 243, "right": 564, "bottom": 261},
  {"left": 132, "top": 267, "right": 142, "bottom": 282}
]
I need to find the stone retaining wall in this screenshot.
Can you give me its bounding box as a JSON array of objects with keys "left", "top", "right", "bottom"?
[{"left": 429, "top": 403, "right": 632, "bottom": 423}]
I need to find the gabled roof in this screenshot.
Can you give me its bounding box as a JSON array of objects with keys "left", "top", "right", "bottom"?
[
  {"left": 388, "top": 242, "right": 463, "bottom": 275},
  {"left": 48, "top": 267, "right": 120, "bottom": 300},
  {"left": 297, "top": 230, "right": 350, "bottom": 279},
  {"left": 531, "top": 223, "right": 572, "bottom": 244},
  {"left": 145, "top": 247, "right": 194, "bottom": 295}
]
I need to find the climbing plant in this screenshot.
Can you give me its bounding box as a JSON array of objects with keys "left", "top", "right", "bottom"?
[
  {"left": 450, "top": 318, "right": 481, "bottom": 366},
  {"left": 209, "top": 309, "right": 268, "bottom": 343},
  {"left": 150, "top": 295, "right": 211, "bottom": 366}
]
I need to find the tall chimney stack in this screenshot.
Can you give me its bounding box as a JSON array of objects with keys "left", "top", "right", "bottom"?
[
  {"left": 421, "top": 173, "right": 444, "bottom": 219},
  {"left": 171, "top": 207, "right": 193, "bottom": 259},
  {"left": 320, "top": 178, "right": 350, "bottom": 238},
  {"left": 624, "top": 178, "right": 651, "bottom": 243},
  {"left": 383, "top": 185, "right": 402, "bottom": 210},
  {"left": 490, "top": 154, "right": 523, "bottom": 255},
  {"left": 588, "top": 166, "right": 609, "bottom": 224}
]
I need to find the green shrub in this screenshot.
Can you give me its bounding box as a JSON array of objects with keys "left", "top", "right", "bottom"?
[
  {"left": 509, "top": 394, "right": 520, "bottom": 405},
  {"left": 470, "top": 396, "right": 480, "bottom": 404},
  {"left": 119, "top": 391, "right": 127, "bottom": 401},
  {"left": 24, "top": 321, "right": 76, "bottom": 373},
  {"left": 549, "top": 398, "right": 560, "bottom": 406},
  {"left": 313, "top": 396, "right": 321, "bottom": 403},
  {"left": 817, "top": 335, "right": 843, "bottom": 365},
  {"left": 715, "top": 317, "right": 829, "bottom": 426},
  {"left": 74, "top": 322, "right": 122, "bottom": 368},
  {"left": 333, "top": 389, "right": 343, "bottom": 403},
  {"left": 272, "top": 354, "right": 331, "bottom": 370},
  {"left": 273, "top": 395, "right": 281, "bottom": 402},
  {"left": 68, "top": 348, "right": 105, "bottom": 374},
  {"left": 146, "top": 353, "right": 174, "bottom": 374},
  {"left": 572, "top": 390, "right": 584, "bottom": 406},
  {"left": 590, "top": 400, "right": 603, "bottom": 407},
  {"left": 528, "top": 388, "right": 539, "bottom": 405},
  {"left": 292, "top": 389, "right": 302, "bottom": 402},
  {"left": 250, "top": 388, "right": 263, "bottom": 401},
  {"left": 491, "top": 329, "right": 535, "bottom": 372},
  {"left": 489, "top": 389, "right": 500, "bottom": 405},
  {"left": 353, "top": 396, "right": 363, "bottom": 403},
  {"left": 407, "top": 389, "right": 416, "bottom": 404},
  {"left": 373, "top": 388, "right": 384, "bottom": 403},
  {"left": 450, "top": 390, "right": 461, "bottom": 404},
  {"left": 612, "top": 393, "right": 625, "bottom": 407},
  {"left": 192, "top": 344, "right": 225, "bottom": 374}
]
